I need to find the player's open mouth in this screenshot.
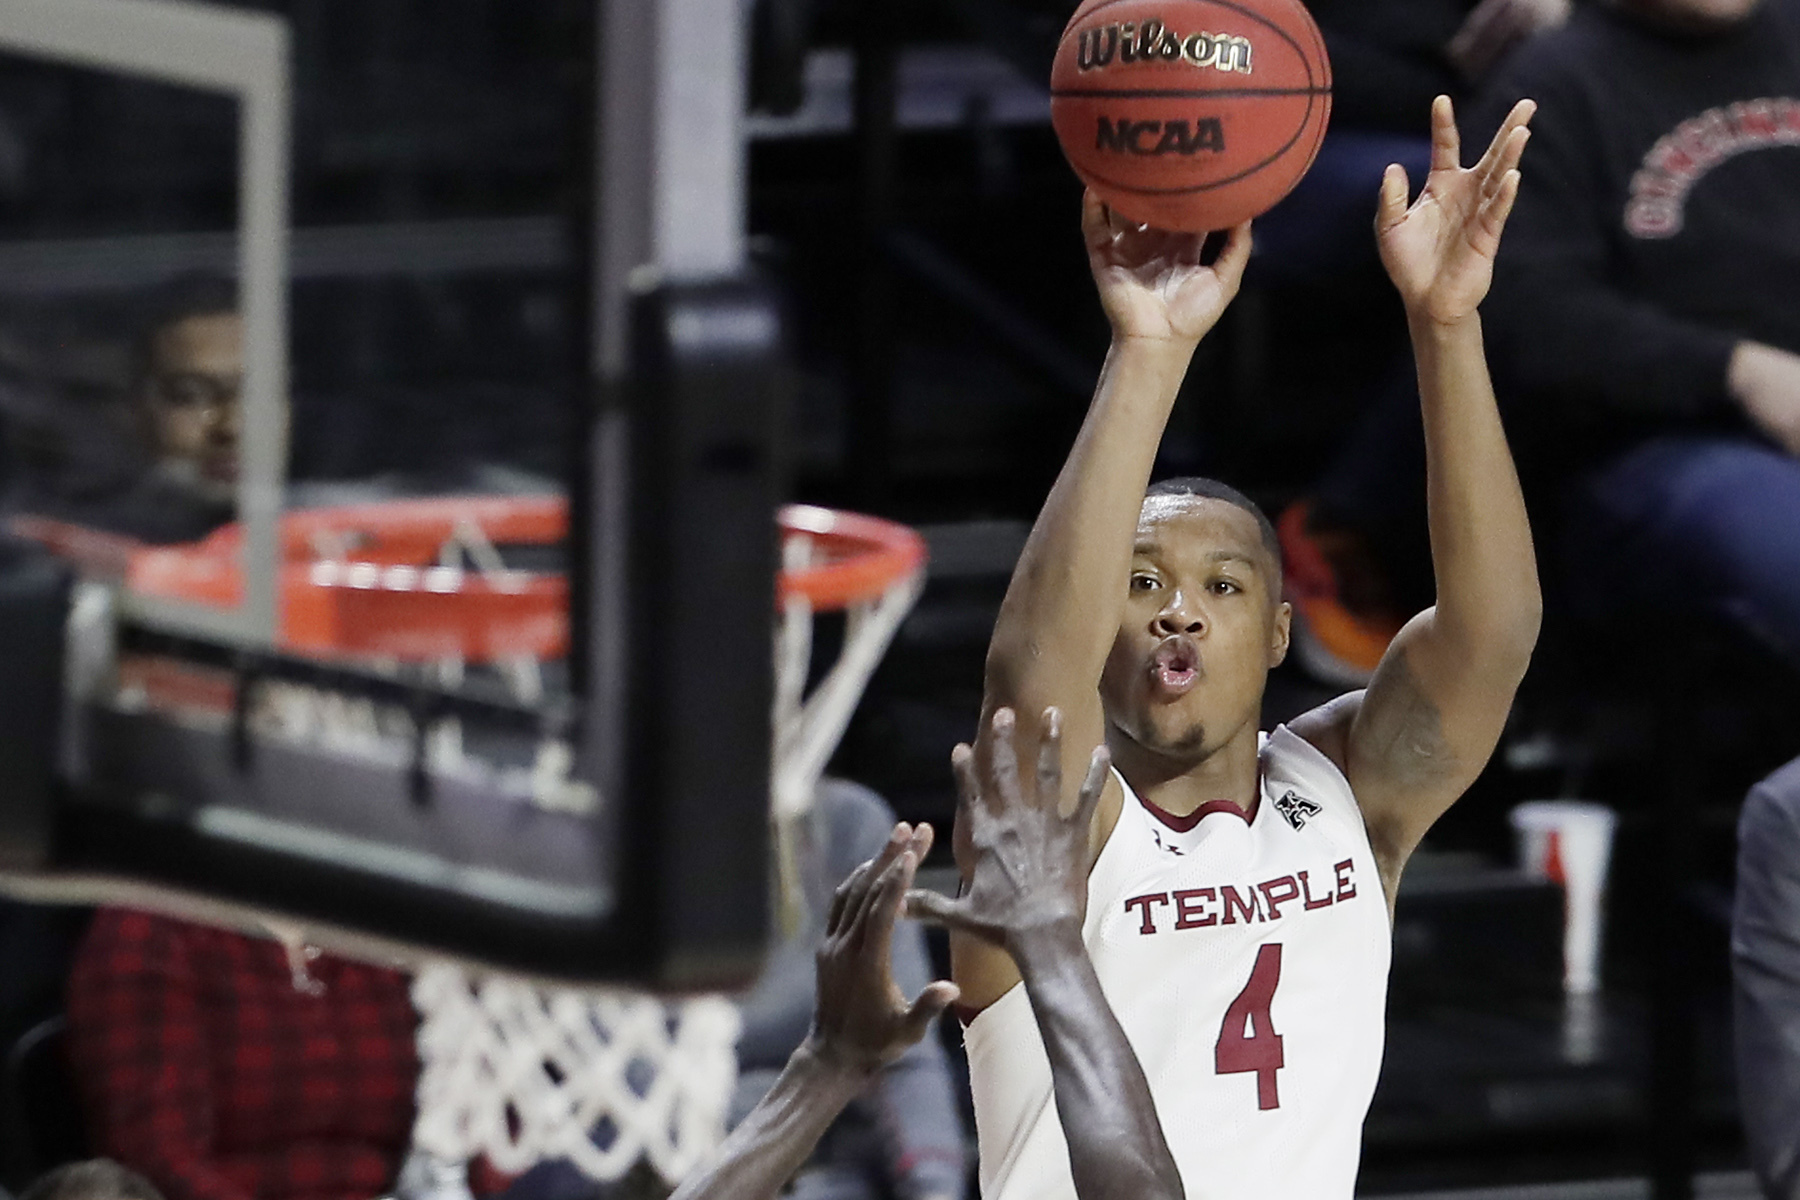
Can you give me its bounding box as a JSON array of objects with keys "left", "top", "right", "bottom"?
[{"left": 1150, "top": 638, "right": 1199, "bottom": 699}]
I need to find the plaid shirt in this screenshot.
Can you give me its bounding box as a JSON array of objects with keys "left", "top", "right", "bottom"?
[{"left": 67, "top": 908, "right": 420, "bottom": 1200}]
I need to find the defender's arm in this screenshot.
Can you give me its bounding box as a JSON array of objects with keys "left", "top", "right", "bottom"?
[
  {"left": 1295, "top": 97, "right": 1543, "bottom": 897},
  {"left": 963, "top": 195, "right": 1250, "bottom": 1009},
  {"left": 914, "top": 710, "right": 1183, "bottom": 1200},
  {"left": 670, "top": 826, "right": 957, "bottom": 1200}
]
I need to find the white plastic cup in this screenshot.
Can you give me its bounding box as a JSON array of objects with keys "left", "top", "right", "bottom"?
[{"left": 1510, "top": 800, "right": 1618, "bottom": 995}]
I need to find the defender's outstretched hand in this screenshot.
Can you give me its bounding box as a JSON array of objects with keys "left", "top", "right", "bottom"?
[
  {"left": 670, "top": 823, "right": 958, "bottom": 1200},
  {"left": 1084, "top": 190, "right": 1252, "bottom": 347},
  {"left": 1377, "top": 96, "right": 1535, "bottom": 325},
  {"left": 912, "top": 711, "right": 1183, "bottom": 1200},
  {"left": 911, "top": 708, "right": 1110, "bottom": 949},
  {"left": 812, "top": 822, "right": 961, "bottom": 1073}
]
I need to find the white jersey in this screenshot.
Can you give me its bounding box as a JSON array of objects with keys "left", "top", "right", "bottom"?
[{"left": 965, "top": 725, "right": 1391, "bottom": 1200}]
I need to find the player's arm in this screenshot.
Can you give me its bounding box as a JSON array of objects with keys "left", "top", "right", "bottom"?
[
  {"left": 669, "top": 825, "right": 958, "bottom": 1200},
  {"left": 964, "top": 197, "right": 1252, "bottom": 1007},
  {"left": 914, "top": 709, "right": 1183, "bottom": 1200},
  {"left": 1293, "top": 97, "right": 1543, "bottom": 898}
]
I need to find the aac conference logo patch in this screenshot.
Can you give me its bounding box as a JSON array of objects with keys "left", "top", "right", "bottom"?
[{"left": 1273, "top": 790, "right": 1322, "bottom": 831}]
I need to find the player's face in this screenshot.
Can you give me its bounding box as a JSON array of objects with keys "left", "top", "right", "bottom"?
[
  {"left": 1099, "top": 495, "right": 1290, "bottom": 761},
  {"left": 143, "top": 311, "right": 243, "bottom": 497}
]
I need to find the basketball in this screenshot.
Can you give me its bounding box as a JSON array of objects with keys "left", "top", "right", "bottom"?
[{"left": 1050, "top": 0, "right": 1332, "bottom": 232}]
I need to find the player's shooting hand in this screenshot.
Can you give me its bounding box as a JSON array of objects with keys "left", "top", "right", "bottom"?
[
  {"left": 907, "top": 707, "right": 1111, "bottom": 951},
  {"left": 1377, "top": 96, "right": 1534, "bottom": 326},
  {"left": 808, "top": 822, "right": 960, "bottom": 1076},
  {"left": 1730, "top": 341, "right": 1800, "bottom": 456},
  {"left": 1083, "top": 189, "right": 1252, "bottom": 348}
]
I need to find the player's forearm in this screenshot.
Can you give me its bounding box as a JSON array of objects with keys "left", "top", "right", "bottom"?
[
  {"left": 1012, "top": 924, "right": 1185, "bottom": 1200},
  {"left": 987, "top": 337, "right": 1193, "bottom": 712},
  {"left": 668, "top": 1041, "right": 868, "bottom": 1200},
  {"left": 1410, "top": 313, "right": 1541, "bottom": 673}
]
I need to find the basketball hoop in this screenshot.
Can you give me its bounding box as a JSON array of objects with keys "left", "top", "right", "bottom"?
[{"left": 22, "top": 497, "right": 926, "bottom": 1188}]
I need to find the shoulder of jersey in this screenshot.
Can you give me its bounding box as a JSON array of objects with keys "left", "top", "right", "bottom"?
[{"left": 1261, "top": 724, "right": 1366, "bottom": 848}]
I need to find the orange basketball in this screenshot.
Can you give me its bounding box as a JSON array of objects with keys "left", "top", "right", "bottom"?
[{"left": 1051, "top": 0, "right": 1332, "bottom": 232}]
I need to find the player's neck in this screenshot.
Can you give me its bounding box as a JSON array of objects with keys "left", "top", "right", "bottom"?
[{"left": 1113, "top": 723, "right": 1262, "bottom": 821}]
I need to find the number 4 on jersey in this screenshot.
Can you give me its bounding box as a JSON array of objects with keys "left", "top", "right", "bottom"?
[{"left": 1215, "top": 942, "right": 1284, "bottom": 1109}]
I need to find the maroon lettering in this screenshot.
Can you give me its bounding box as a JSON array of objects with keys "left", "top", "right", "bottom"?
[
  {"left": 1124, "top": 892, "right": 1170, "bottom": 935},
  {"left": 1626, "top": 97, "right": 1800, "bottom": 238},
  {"left": 1334, "top": 858, "right": 1358, "bottom": 902},
  {"left": 1215, "top": 943, "right": 1285, "bottom": 1108},
  {"left": 1298, "top": 870, "right": 1335, "bottom": 911},
  {"left": 1258, "top": 875, "right": 1300, "bottom": 919},
  {"left": 1174, "top": 887, "right": 1217, "bottom": 929},
  {"left": 1221, "top": 884, "right": 1264, "bottom": 925},
  {"left": 1660, "top": 145, "right": 1698, "bottom": 178},
  {"left": 1739, "top": 100, "right": 1779, "bottom": 138}
]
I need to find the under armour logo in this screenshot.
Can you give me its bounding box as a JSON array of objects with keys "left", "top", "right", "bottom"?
[{"left": 1274, "top": 790, "right": 1322, "bottom": 831}]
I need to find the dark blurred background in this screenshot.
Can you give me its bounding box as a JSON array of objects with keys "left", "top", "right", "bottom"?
[{"left": 0, "top": 1, "right": 1796, "bottom": 1197}]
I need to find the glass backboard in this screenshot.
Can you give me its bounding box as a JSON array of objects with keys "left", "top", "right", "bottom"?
[{"left": 0, "top": 0, "right": 781, "bottom": 988}]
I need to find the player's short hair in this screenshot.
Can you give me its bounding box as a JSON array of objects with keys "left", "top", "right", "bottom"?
[
  {"left": 20, "top": 1160, "right": 165, "bottom": 1200},
  {"left": 1144, "top": 475, "right": 1281, "bottom": 573}
]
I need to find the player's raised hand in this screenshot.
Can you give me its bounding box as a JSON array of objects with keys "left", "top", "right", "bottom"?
[
  {"left": 908, "top": 707, "right": 1111, "bottom": 950},
  {"left": 1377, "top": 96, "right": 1535, "bottom": 325},
  {"left": 809, "top": 822, "right": 960, "bottom": 1075},
  {"left": 1083, "top": 189, "right": 1252, "bottom": 347}
]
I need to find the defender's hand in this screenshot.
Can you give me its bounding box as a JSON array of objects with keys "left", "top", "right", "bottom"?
[
  {"left": 908, "top": 708, "right": 1111, "bottom": 950},
  {"left": 808, "top": 822, "right": 959, "bottom": 1076},
  {"left": 1083, "top": 190, "right": 1252, "bottom": 348},
  {"left": 1377, "top": 96, "right": 1534, "bottom": 326}
]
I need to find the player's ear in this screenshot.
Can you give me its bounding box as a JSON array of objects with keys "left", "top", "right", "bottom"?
[{"left": 1268, "top": 600, "right": 1292, "bottom": 668}]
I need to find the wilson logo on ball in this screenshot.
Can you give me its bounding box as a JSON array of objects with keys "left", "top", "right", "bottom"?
[
  {"left": 1096, "top": 115, "right": 1227, "bottom": 156},
  {"left": 1076, "top": 19, "right": 1254, "bottom": 75},
  {"left": 1050, "top": 0, "right": 1332, "bottom": 230}
]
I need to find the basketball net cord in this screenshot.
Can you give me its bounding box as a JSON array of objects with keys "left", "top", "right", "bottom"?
[{"left": 399, "top": 524, "right": 924, "bottom": 1188}]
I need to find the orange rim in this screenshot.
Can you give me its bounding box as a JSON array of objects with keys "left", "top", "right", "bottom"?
[
  {"left": 777, "top": 504, "right": 927, "bottom": 611},
  {"left": 20, "top": 499, "right": 926, "bottom": 656}
]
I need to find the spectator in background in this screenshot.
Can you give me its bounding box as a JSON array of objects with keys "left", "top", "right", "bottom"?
[
  {"left": 1311, "top": 0, "right": 1569, "bottom": 134},
  {"left": 64, "top": 909, "right": 425, "bottom": 1200},
  {"left": 1261, "top": 0, "right": 1568, "bottom": 275},
  {"left": 1264, "top": 0, "right": 1568, "bottom": 686},
  {"left": 20, "top": 1161, "right": 164, "bottom": 1200},
  {"left": 1471, "top": 0, "right": 1800, "bottom": 668},
  {"left": 6, "top": 276, "right": 239, "bottom": 544},
  {"left": 1734, "top": 756, "right": 1800, "bottom": 1199},
  {"left": 128, "top": 281, "right": 241, "bottom": 510}
]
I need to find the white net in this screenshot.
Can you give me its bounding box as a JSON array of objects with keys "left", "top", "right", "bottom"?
[{"left": 408, "top": 966, "right": 742, "bottom": 1181}]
